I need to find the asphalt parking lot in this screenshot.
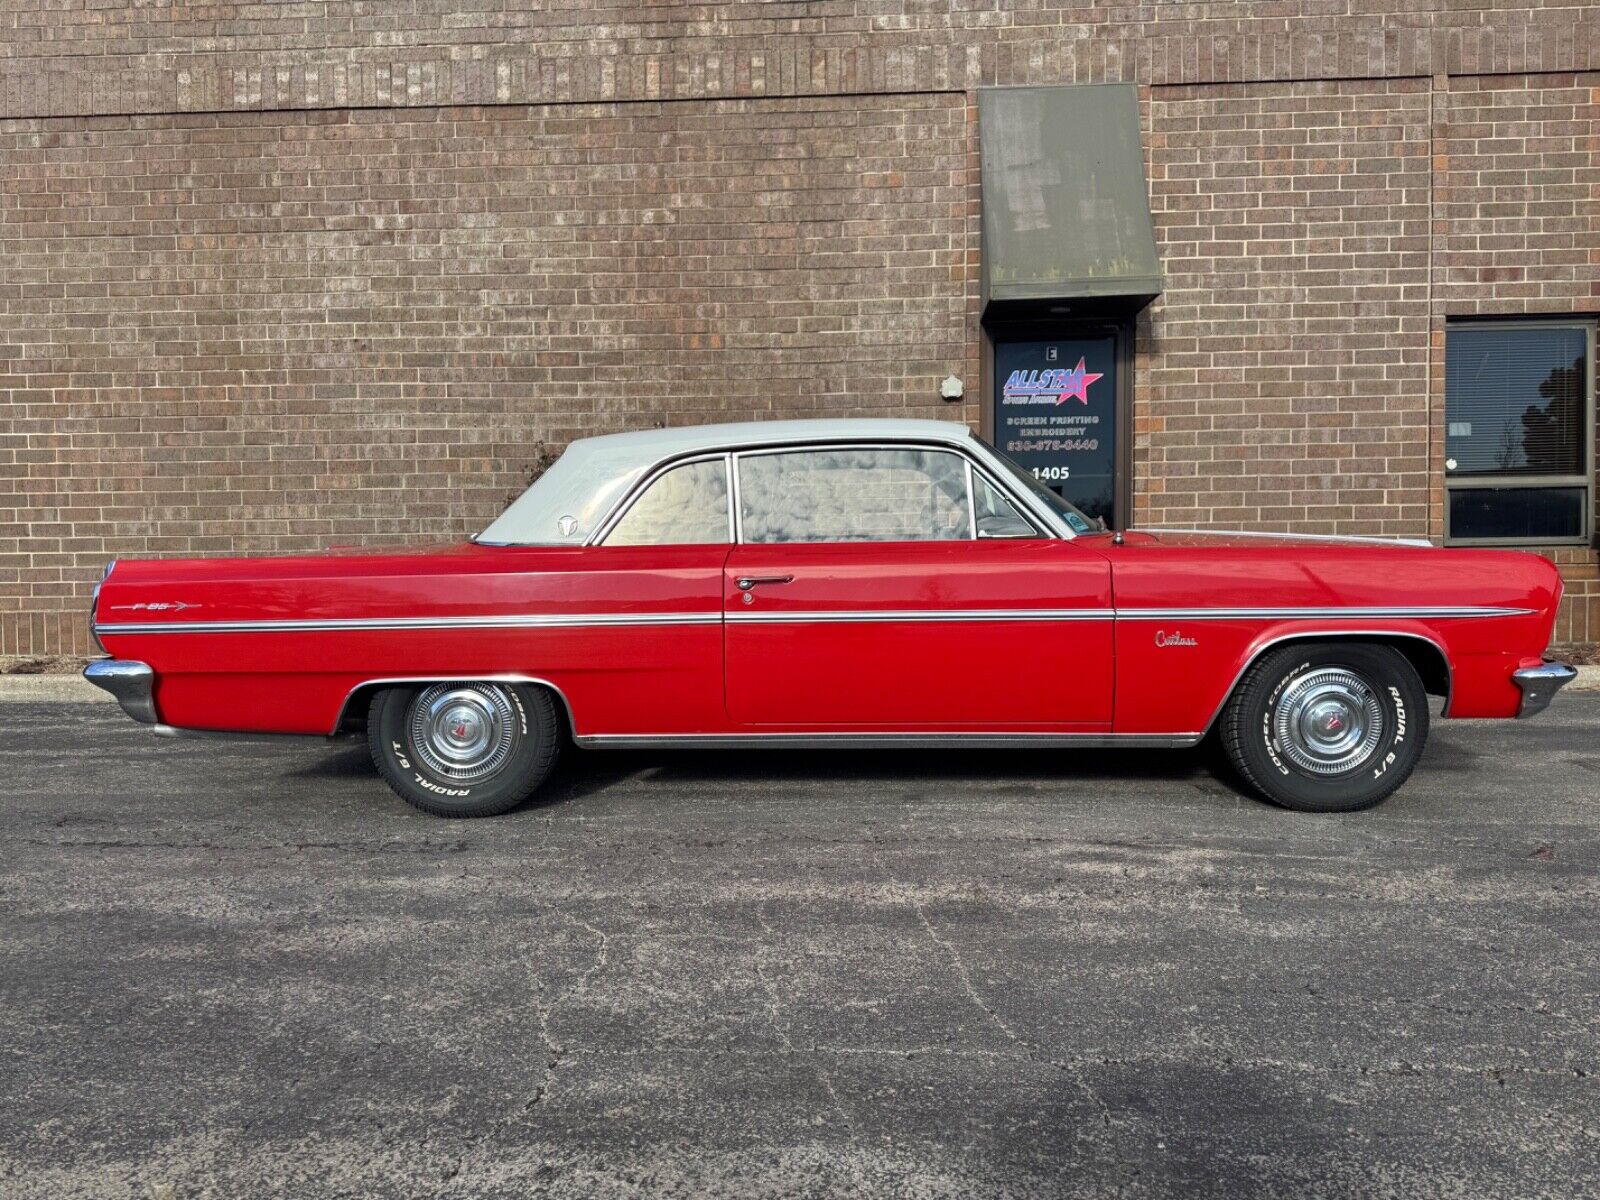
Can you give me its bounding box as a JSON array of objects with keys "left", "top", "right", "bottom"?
[{"left": 2, "top": 695, "right": 1598, "bottom": 1199}]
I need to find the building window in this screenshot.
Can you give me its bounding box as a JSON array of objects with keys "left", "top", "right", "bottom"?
[{"left": 1445, "top": 322, "right": 1595, "bottom": 546}]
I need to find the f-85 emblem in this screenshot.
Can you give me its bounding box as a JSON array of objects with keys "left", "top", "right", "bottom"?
[{"left": 111, "top": 601, "right": 199, "bottom": 612}]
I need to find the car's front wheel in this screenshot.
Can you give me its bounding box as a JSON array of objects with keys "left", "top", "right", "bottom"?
[
  {"left": 1221, "top": 642, "right": 1429, "bottom": 813},
  {"left": 367, "top": 682, "right": 559, "bottom": 817}
]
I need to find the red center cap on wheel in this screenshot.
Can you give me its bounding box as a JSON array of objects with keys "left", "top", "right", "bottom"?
[{"left": 453, "top": 722, "right": 468, "bottom": 738}]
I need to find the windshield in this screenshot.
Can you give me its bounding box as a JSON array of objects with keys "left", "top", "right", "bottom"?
[{"left": 974, "top": 436, "right": 1098, "bottom": 534}]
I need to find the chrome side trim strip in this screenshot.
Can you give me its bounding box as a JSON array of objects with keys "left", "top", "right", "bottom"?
[
  {"left": 1137, "top": 527, "right": 1436, "bottom": 549},
  {"left": 574, "top": 732, "right": 1204, "bottom": 750},
  {"left": 96, "top": 603, "right": 1532, "bottom": 637},
  {"left": 725, "top": 608, "right": 1111, "bottom": 624},
  {"left": 151, "top": 724, "right": 361, "bottom": 744},
  {"left": 95, "top": 612, "right": 723, "bottom": 636},
  {"left": 1117, "top": 606, "right": 1532, "bottom": 621},
  {"left": 89, "top": 560, "right": 116, "bottom": 655}
]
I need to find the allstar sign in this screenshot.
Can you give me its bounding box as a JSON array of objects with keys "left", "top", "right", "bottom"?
[
  {"left": 1056, "top": 357, "right": 1102, "bottom": 405},
  {"left": 1000, "top": 357, "right": 1107, "bottom": 406}
]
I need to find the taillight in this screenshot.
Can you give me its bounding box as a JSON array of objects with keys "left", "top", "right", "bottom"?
[{"left": 89, "top": 560, "right": 115, "bottom": 654}]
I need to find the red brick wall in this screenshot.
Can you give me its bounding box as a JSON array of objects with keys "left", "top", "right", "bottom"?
[
  {"left": 2, "top": 2, "right": 1595, "bottom": 120},
  {"left": 1137, "top": 79, "right": 1434, "bottom": 537},
  {"left": 1434, "top": 73, "right": 1600, "bottom": 317},
  {"left": 0, "top": 98, "right": 974, "bottom": 657}
]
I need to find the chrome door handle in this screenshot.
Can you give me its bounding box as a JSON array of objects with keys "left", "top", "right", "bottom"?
[{"left": 736, "top": 575, "right": 794, "bottom": 591}]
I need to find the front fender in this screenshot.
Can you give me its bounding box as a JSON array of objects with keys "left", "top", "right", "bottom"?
[{"left": 1112, "top": 618, "right": 1471, "bottom": 734}]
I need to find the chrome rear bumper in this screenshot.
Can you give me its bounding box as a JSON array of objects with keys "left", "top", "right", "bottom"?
[
  {"left": 1511, "top": 661, "right": 1578, "bottom": 718},
  {"left": 83, "top": 659, "right": 158, "bottom": 724}
]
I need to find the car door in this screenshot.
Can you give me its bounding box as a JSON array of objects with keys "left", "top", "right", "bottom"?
[{"left": 724, "top": 443, "right": 1113, "bottom": 730}]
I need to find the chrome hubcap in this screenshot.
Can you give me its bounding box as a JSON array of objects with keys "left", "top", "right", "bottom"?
[
  {"left": 408, "top": 683, "right": 518, "bottom": 782},
  {"left": 1273, "top": 668, "right": 1384, "bottom": 776}
]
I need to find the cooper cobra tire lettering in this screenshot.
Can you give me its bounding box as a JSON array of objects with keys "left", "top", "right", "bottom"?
[
  {"left": 1261, "top": 663, "right": 1309, "bottom": 777},
  {"left": 1263, "top": 709, "right": 1289, "bottom": 776}
]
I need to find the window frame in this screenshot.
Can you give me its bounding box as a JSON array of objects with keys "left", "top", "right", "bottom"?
[
  {"left": 732, "top": 442, "right": 1043, "bottom": 545},
  {"left": 591, "top": 438, "right": 1055, "bottom": 547},
  {"left": 1443, "top": 319, "right": 1596, "bottom": 548},
  {"left": 595, "top": 452, "right": 735, "bottom": 547}
]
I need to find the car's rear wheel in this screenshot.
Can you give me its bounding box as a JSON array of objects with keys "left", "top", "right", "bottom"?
[
  {"left": 367, "top": 682, "right": 559, "bottom": 817},
  {"left": 1221, "top": 642, "right": 1429, "bottom": 813}
]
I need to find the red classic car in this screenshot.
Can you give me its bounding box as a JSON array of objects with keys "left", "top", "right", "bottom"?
[{"left": 86, "top": 419, "right": 1575, "bottom": 817}]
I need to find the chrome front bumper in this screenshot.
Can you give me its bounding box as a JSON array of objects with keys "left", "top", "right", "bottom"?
[
  {"left": 83, "top": 659, "right": 159, "bottom": 724},
  {"left": 1511, "top": 661, "right": 1578, "bottom": 719}
]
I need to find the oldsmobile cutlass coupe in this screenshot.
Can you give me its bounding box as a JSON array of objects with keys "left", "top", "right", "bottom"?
[{"left": 87, "top": 419, "right": 1575, "bottom": 817}]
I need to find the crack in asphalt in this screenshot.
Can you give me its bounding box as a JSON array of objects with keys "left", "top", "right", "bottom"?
[
  {"left": 433, "top": 829, "right": 632, "bottom": 1195},
  {"left": 1, "top": 835, "right": 477, "bottom": 855},
  {"left": 435, "top": 912, "right": 612, "bottom": 1194},
  {"left": 908, "top": 888, "right": 1021, "bottom": 1046},
  {"left": 540, "top": 1043, "right": 1596, "bottom": 1083},
  {"left": 751, "top": 899, "right": 857, "bottom": 1137},
  {"left": 876, "top": 821, "right": 1121, "bottom": 1133}
]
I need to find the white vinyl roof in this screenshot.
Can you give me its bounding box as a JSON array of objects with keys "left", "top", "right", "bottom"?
[{"left": 477, "top": 419, "right": 981, "bottom": 546}]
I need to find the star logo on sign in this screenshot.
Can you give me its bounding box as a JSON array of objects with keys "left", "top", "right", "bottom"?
[{"left": 1056, "top": 357, "right": 1103, "bottom": 405}]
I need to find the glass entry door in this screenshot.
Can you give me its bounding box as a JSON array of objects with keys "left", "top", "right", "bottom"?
[{"left": 994, "top": 335, "right": 1118, "bottom": 526}]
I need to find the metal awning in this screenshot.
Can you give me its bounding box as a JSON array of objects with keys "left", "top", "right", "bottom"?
[{"left": 979, "top": 84, "right": 1163, "bottom": 319}]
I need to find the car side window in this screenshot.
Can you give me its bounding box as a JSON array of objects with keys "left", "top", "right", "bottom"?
[
  {"left": 737, "top": 448, "right": 973, "bottom": 544},
  {"left": 972, "top": 472, "right": 1041, "bottom": 539},
  {"left": 604, "top": 458, "right": 730, "bottom": 545}
]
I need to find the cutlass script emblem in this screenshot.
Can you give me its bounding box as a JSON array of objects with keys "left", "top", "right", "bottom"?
[
  {"left": 110, "top": 601, "right": 199, "bottom": 612},
  {"left": 1155, "top": 630, "right": 1198, "bottom": 648}
]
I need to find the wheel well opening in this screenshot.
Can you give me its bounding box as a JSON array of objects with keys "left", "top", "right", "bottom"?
[
  {"left": 1383, "top": 638, "right": 1451, "bottom": 700},
  {"left": 1212, "top": 633, "right": 1452, "bottom": 734},
  {"left": 334, "top": 679, "right": 576, "bottom": 742},
  {"left": 336, "top": 683, "right": 378, "bottom": 734}
]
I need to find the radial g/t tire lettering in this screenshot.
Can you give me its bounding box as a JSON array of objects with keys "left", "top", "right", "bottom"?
[{"left": 367, "top": 682, "right": 559, "bottom": 818}]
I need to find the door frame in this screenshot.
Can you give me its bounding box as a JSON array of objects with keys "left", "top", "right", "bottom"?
[
  {"left": 720, "top": 537, "right": 1116, "bottom": 729},
  {"left": 981, "top": 317, "right": 1135, "bottom": 531}
]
